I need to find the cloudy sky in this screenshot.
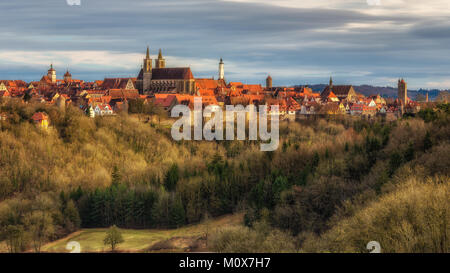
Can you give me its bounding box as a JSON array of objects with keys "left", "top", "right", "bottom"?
[{"left": 0, "top": 0, "right": 449, "bottom": 89}]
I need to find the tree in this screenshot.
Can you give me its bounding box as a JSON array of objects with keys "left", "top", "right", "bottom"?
[
  {"left": 272, "top": 176, "right": 289, "bottom": 205},
  {"left": 153, "top": 105, "right": 167, "bottom": 126},
  {"left": 164, "top": 164, "right": 179, "bottom": 191},
  {"left": 202, "top": 212, "right": 211, "bottom": 247},
  {"left": 389, "top": 151, "right": 403, "bottom": 176},
  {"left": 63, "top": 200, "right": 81, "bottom": 232},
  {"left": 436, "top": 91, "right": 449, "bottom": 103},
  {"left": 169, "top": 197, "right": 186, "bottom": 228},
  {"left": 3, "top": 225, "right": 28, "bottom": 253},
  {"left": 423, "top": 131, "right": 432, "bottom": 151},
  {"left": 111, "top": 165, "right": 122, "bottom": 187},
  {"left": 25, "top": 212, "right": 55, "bottom": 253},
  {"left": 103, "top": 225, "right": 124, "bottom": 252}
]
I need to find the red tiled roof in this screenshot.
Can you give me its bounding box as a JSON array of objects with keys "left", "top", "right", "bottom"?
[
  {"left": 151, "top": 68, "right": 194, "bottom": 80},
  {"left": 40, "top": 76, "right": 53, "bottom": 84},
  {"left": 106, "top": 89, "right": 140, "bottom": 100},
  {"left": 102, "top": 78, "right": 134, "bottom": 89},
  {"left": 0, "top": 90, "right": 10, "bottom": 97},
  {"left": 195, "top": 79, "right": 226, "bottom": 90},
  {"left": 31, "top": 112, "right": 48, "bottom": 121},
  {"left": 322, "top": 85, "right": 354, "bottom": 98},
  {"left": 197, "top": 89, "right": 215, "bottom": 96},
  {"left": 154, "top": 94, "right": 177, "bottom": 108},
  {"left": 96, "top": 103, "right": 112, "bottom": 111},
  {"left": 244, "top": 84, "right": 263, "bottom": 94}
]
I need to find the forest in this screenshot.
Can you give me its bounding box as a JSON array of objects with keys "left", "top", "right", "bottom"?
[{"left": 0, "top": 98, "right": 448, "bottom": 253}]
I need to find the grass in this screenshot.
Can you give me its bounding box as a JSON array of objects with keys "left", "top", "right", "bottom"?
[{"left": 40, "top": 213, "right": 243, "bottom": 253}]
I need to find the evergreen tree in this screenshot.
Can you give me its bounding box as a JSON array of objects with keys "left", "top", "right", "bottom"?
[
  {"left": 169, "top": 197, "right": 186, "bottom": 228},
  {"left": 63, "top": 200, "right": 81, "bottom": 232},
  {"left": 423, "top": 131, "right": 432, "bottom": 151},
  {"left": 164, "top": 164, "right": 179, "bottom": 191}
]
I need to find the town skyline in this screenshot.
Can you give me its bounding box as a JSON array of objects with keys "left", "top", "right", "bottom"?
[
  {"left": 6, "top": 59, "right": 448, "bottom": 92},
  {"left": 1, "top": 0, "right": 450, "bottom": 89}
]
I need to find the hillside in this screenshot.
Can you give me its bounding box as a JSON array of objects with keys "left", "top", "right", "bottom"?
[{"left": 0, "top": 98, "right": 449, "bottom": 253}]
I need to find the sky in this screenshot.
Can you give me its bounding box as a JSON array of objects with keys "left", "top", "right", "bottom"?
[{"left": 0, "top": 0, "right": 449, "bottom": 89}]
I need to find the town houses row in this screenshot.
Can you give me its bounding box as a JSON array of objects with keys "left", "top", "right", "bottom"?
[{"left": 0, "top": 48, "right": 431, "bottom": 125}]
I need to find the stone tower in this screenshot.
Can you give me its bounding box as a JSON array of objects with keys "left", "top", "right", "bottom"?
[
  {"left": 266, "top": 75, "right": 272, "bottom": 89},
  {"left": 64, "top": 69, "right": 72, "bottom": 82},
  {"left": 156, "top": 49, "right": 166, "bottom": 69},
  {"left": 219, "top": 58, "right": 224, "bottom": 80},
  {"left": 426, "top": 92, "right": 429, "bottom": 102},
  {"left": 398, "top": 78, "right": 408, "bottom": 106},
  {"left": 143, "top": 46, "right": 153, "bottom": 93},
  {"left": 48, "top": 64, "right": 56, "bottom": 83}
]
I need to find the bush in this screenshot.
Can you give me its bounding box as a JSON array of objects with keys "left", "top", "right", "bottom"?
[{"left": 211, "top": 222, "right": 297, "bottom": 253}]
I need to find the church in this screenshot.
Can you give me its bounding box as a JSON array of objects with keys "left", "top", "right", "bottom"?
[
  {"left": 321, "top": 77, "right": 357, "bottom": 102},
  {"left": 136, "top": 47, "right": 196, "bottom": 94}
]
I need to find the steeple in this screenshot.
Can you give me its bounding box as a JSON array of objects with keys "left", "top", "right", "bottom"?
[
  {"left": 156, "top": 48, "right": 166, "bottom": 68},
  {"left": 142, "top": 46, "right": 153, "bottom": 94},
  {"left": 143, "top": 46, "right": 152, "bottom": 72},
  {"left": 64, "top": 68, "right": 72, "bottom": 82},
  {"left": 329, "top": 76, "right": 333, "bottom": 88}
]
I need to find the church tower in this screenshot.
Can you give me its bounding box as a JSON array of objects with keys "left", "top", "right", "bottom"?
[
  {"left": 143, "top": 46, "right": 153, "bottom": 93},
  {"left": 329, "top": 76, "right": 333, "bottom": 89},
  {"left": 48, "top": 64, "right": 56, "bottom": 83},
  {"left": 64, "top": 69, "right": 72, "bottom": 82},
  {"left": 266, "top": 75, "right": 272, "bottom": 89},
  {"left": 398, "top": 78, "right": 408, "bottom": 106},
  {"left": 218, "top": 58, "right": 225, "bottom": 80},
  {"left": 156, "top": 49, "right": 166, "bottom": 68}
]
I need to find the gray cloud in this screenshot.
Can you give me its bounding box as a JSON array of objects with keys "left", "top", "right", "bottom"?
[{"left": 0, "top": 0, "right": 449, "bottom": 89}]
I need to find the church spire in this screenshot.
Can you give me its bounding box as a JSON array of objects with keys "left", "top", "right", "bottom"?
[
  {"left": 143, "top": 46, "right": 152, "bottom": 72},
  {"left": 156, "top": 48, "right": 166, "bottom": 68},
  {"left": 329, "top": 76, "right": 333, "bottom": 87}
]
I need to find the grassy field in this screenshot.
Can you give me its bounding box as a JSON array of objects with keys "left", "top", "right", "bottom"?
[{"left": 40, "top": 213, "right": 243, "bottom": 253}]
